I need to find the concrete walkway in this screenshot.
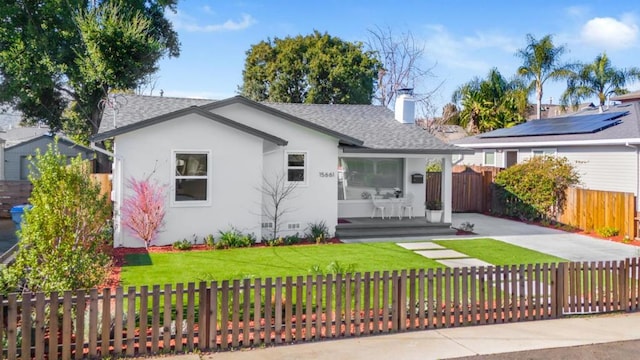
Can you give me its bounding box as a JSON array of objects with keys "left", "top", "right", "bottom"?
[
  {"left": 149, "top": 312, "right": 640, "bottom": 360},
  {"left": 345, "top": 213, "right": 640, "bottom": 262}
]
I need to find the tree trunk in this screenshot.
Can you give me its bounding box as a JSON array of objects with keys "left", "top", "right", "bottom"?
[{"left": 536, "top": 86, "right": 543, "bottom": 120}]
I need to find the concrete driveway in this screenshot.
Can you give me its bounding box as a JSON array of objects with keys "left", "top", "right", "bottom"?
[
  {"left": 344, "top": 213, "right": 640, "bottom": 262},
  {"left": 446, "top": 213, "right": 640, "bottom": 262}
]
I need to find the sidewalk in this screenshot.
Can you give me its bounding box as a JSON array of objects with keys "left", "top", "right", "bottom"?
[{"left": 153, "top": 312, "right": 640, "bottom": 360}]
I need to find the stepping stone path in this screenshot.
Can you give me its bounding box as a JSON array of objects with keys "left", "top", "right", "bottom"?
[{"left": 397, "top": 242, "right": 492, "bottom": 268}]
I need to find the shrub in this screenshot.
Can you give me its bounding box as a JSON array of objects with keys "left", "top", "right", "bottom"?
[
  {"left": 306, "top": 221, "right": 329, "bottom": 243},
  {"left": 494, "top": 155, "right": 580, "bottom": 221},
  {"left": 7, "top": 142, "right": 112, "bottom": 293},
  {"left": 426, "top": 200, "right": 442, "bottom": 210},
  {"left": 596, "top": 227, "right": 619, "bottom": 238},
  {"left": 204, "top": 234, "right": 216, "bottom": 248},
  {"left": 284, "top": 233, "right": 302, "bottom": 245},
  {"left": 172, "top": 239, "right": 192, "bottom": 250},
  {"left": 121, "top": 177, "right": 166, "bottom": 249},
  {"left": 216, "top": 228, "right": 255, "bottom": 249}
]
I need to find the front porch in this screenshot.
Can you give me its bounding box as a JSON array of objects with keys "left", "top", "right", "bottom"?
[{"left": 335, "top": 217, "right": 456, "bottom": 240}]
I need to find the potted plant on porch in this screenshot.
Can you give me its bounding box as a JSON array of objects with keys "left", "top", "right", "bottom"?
[{"left": 425, "top": 200, "right": 443, "bottom": 223}]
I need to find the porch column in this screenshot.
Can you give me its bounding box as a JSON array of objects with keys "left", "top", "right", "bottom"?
[{"left": 441, "top": 155, "right": 452, "bottom": 223}]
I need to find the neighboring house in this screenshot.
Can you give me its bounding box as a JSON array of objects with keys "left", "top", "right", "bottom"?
[
  {"left": 0, "top": 127, "right": 95, "bottom": 180},
  {"left": 92, "top": 94, "right": 470, "bottom": 248},
  {"left": 453, "top": 100, "right": 640, "bottom": 209}
]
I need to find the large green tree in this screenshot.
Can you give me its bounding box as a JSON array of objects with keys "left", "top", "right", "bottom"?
[
  {"left": 240, "top": 30, "right": 381, "bottom": 104},
  {"left": 516, "top": 34, "right": 574, "bottom": 119},
  {"left": 0, "top": 0, "right": 179, "bottom": 143},
  {"left": 452, "top": 68, "right": 529, "bottom": 134},
  {"left": 561, "top": 52, "right": 640, "bottom": 107}
]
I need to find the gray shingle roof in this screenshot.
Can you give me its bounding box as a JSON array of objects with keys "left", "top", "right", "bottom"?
[
  {"left": 453, "top": 102, "right": 640, "bottom": 147},
  {"left": 98, "top": 94, "right": 469, "bottom": 153}
]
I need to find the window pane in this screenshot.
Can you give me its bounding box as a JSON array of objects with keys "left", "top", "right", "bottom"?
[
  {"left": 288, "top": 153, "right": 305, "bottom": 167},
  {"left": 288, "top": 169, "right": 305, "bottom": 182},
  {"left": 175, "top": 179, "right": 207, "bottom": 201},
  {"left": 176, "top": 153, "right": 207, "bottom": 176},
  {"left": 484, "top": 152, "right": 495, "bottom": 165},
  {"left": 339, "top": 158, "right": 403, "bottom": 200}
]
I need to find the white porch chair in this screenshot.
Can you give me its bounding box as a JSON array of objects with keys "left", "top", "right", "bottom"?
[
  {"left": 371, "top": 195, "right": 386, "bottom": 219},
  {"left": 399, "top": 192, "right": 415, "bottom": 219}
]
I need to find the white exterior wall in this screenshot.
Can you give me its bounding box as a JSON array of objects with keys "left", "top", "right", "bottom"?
[
  {"left": 458, "top": 145, "right": 639, "bottom": 197},
  {"left": 211, "top": 104, "right": 339, "bottom": 237},
  {"left": 337, "top": 153, "right": 427, "bottom": 218},
  {"left": 114, "top": 113, "right": 264, "bottom": 247}
]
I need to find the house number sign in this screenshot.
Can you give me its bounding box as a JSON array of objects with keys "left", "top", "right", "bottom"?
[{"left": 319, "top": 171, "right": 335, "bottom": 178}]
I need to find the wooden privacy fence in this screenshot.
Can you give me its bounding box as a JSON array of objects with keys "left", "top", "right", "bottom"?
[
  {"left": 426, "top": 168, "right": 498, "bottom": 213},
  {"left": 0, "top": 181, "right": 32, "bottom": 218},
  {"left": 2, "top": 259, "right": 640, "bottom": 359},
  {"left": 558, "top": 188, "right": 635, "bottom": 238}
]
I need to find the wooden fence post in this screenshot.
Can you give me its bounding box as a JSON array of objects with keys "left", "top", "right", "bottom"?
[{"left": 555, "top": 263, "right": 566, "bottom": 317}]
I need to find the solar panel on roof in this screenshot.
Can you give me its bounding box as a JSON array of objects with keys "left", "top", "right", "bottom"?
[{"left": 479, "top": 111, "right": 629, "bottom": 138}]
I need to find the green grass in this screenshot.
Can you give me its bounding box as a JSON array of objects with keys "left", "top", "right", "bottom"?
[
  {"left": 433, "top": 238, "right": 567, "bottom": 265},
  {"left": 120, "top": 243, "right": 445, "bottom": 287}
]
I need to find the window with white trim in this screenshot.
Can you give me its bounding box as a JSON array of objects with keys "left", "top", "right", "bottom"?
[
  {"left": 286, "top": 152, "right": 307, "bottom": 183},
  {"left": 532, "top": 148, "right": 556, "bottom": 157},
  {"left": 174, "top": 151, "right": 209, "bottom": 203},
  {"left": 483, "top": 150, "right": 496, "bottom": 166}
]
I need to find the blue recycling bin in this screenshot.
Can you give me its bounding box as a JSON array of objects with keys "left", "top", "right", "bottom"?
[{"left": 10, "top": 204, "right": 32, "bottom": 231}]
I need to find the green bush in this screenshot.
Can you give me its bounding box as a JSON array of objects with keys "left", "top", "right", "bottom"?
[
  {"left": 172, "top": 239, "right": 192, "bottom": 250},
  {"left": 5, "top": 142, "right": 112, "bottom": 293},
  {"left": 216, "top": 228, "right": 255, "bottom": 249},
  {"left": 204, "top": 234, "right": 216, "bottom": 248},
  {"left": 306, "top": 221, "right": 330, "bottom": 243},
  {"left": 493, "top": 155, "right": 579, "bottom": 221},
  {"left": 596, "top": 227, "right": 619, "bottom": 238}
]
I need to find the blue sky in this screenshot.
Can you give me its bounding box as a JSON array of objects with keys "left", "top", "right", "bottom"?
[{"left": 154, "top": 0, "right": 640, "bottom": 115}]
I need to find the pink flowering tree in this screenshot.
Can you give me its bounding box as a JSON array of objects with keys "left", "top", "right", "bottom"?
[{"left": 121, "top": 177, "right": 167, "bottom": 248}]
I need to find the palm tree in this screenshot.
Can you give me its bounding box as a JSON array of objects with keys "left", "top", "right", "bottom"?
[
  {"left": 516, "top": 34, "right": 575, "bottom": 119},
  {"left": 452, "top": 68, "right": 529, "bottom": 134},
  {"left": 561, "top": 52, "right": 640, "bottom": 108}
]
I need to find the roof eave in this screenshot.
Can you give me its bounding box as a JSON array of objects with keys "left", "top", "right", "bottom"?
[{"left": 340, "top": 146, "right": 474, "bottom": 155}]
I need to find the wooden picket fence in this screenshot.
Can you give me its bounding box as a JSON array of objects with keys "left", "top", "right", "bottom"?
[{"left": 2, "top": 258, "right": 640, "bottom": 359}]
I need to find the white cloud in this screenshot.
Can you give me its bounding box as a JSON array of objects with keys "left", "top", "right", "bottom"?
[
  {"left": 202, "top": 5, "right": 215, "bottom": 15},
  {"left": 168, "top": 12, "right": 256, "bottom": 33},
  {"left": 580, "top": 15, "right": 638, "bottom": 49},
  {"left": 565, "top": 5, "right": 589, "bottom": 18},
  {"left": 422, "top": 25, "right": 518, "bottom": 72}
]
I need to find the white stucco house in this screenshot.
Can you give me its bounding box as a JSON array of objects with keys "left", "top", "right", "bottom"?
[
  {"left": 453, "top": 99, "right": 640, "bottom": 210},
  {"left": 92, "top": 94, "right": 470, "bottom": 248}
]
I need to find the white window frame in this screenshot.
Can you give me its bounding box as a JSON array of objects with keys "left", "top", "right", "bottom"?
[
  {"left": 171, "top": 150, "right": 211, "bottom": 207},
  {"left": 532, "top": 148, "right": 557, "bottom": 157},
  {"left": 482, "top": 150, "right": 496, "bottom": 166},
  {"left": 285, "top": 151, "right": 308, "bottom": 186}
]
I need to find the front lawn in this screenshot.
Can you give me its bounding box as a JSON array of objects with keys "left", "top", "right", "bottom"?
[
  {"left": 433, "top": 238, "right": 567, "bottom": 265},
  {"left": 120, "top": 242, "right": 444, "bottom": 287}
]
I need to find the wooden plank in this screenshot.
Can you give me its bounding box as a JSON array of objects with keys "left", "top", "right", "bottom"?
[
  {"left": 163, "top": 285, "right": 172, "bottom": 352},
  {"left": 363, "top": 272, "right": 371, "bottom": 335},
  {"left": 534, "top": 264, "right": 541, "bottom": 320},
  {"left": 373, "top": 272, "right": 381, "bottom": 333},
  {"left": 418, "top": 270, "right": 426, "bottom": 330},
  {"left": 354, "top": 273, "right": 361, "bottom": 336},
  {"left": 126, "top": 288, "right": 136, "bottom": 357},
  {"left": 526, "top": 264, "right": 533, "bottom": 321},
  {"left": 284, "top": 277, "right": 293, "bottom": 343},
  {"left": 89, "top": 289, "right": 99, "bottom": 357},
  {"left": 469, "top": 267, "right": 477, "bottom": 326},
  {"left": 381, "top": 272, "right": 389, "bottom": 332},
  {"left": 510, "top": 265, "right": 518, "bottom": 321},
  {"left": 550, "top": 264, "right": 557, "bottom": 319},
  {"left": 274, "top": 278, "right": 282, "bottom": 345},
  {"left": 139, "top": 286, "right": 148, "bottom": 355},
  {"left": 391, "top": 271, "right": 398, "bottom": 331},
  {"left": 478, "top": 267, "right": 486, "bottom": 325},
  {"left": 518, "top": 265, "right": 526, "bottom": 320},
  {"left": 102, "top": 288, "right": 112, "bottom": 356},
  {"left": 262, "top": 279, "right": 271, "bottom": 346},
  {"left": 210, "top": 282, "right": 218, "bottom": 350},
  {"left": 427, "top": 269, "right": 434, "bottom": 329},
  {"left": 335, "top": 273, "right": 343, "bottom": 335},
  {"left": 7, "top": 294, "right": 17, "bottom": 360},
  {"left": 461, "top": 267, "right": 469, "bottom": 325},
  {"left": 62, "top": 291, "right": 72, "bottom": 360},
  {"left": 345, "top": 273, "right": 353, "bottom": 336},
  {"left": 325, "top": 274, "right": 333, "bottom": 338},
  {"left": 242, "top": 279, "right": 251, "bottom": 348},
  {"left": 231, "top": 280, "right": 240, "bottom": 348},
  {"left": 444, "top": 268, "right": 452, "bottom": 327},
  {"left": 151, "top": 285, "right": 160, "bottom": 353},
  {"left": 316, "top": 274, "right": 324, "bottom": 340},
  {"left": 186, "top": 283, "right": 195, "bottom": 351},
  {"left": 399, "top": 270, "right": 407, "bottom": 331},
  {"left": 199, "top": 282, "right": 208, "bottom": 350},
  {"left": 75, "top": 289, "right": 87, "bottom": 359},
  {"left": 486, "top": 267, "right": 494, "bottom": 324},
  {"left": 295, "top": 276, "right": 303, "bottom": 341},
  {"left": 34, "top": 293, "right": 46, "bottom": 359},
  {"left": 495, "top": 266, "right": 503, "bottom": 324},
  {"left": 21, "top": 292, "right": 32, "bottom": 360},
  {"left": 175, "top": 283, "right": 184, "bottom": 351},
  {"left": 305, "top": 275, "right": 313, "bottom": 341},
  {"left": 114, "top": 287, "right": 124, "bottom": 355}
]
